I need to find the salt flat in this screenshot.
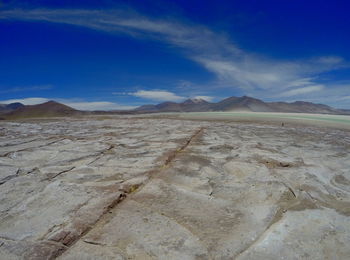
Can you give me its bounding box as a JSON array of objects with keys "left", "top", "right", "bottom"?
[
  {"left": 0, "top": 115, "right": 349, "bottom": 259},
  {"left": 152, "top": 111, "right": 350, "bottom": 129}
]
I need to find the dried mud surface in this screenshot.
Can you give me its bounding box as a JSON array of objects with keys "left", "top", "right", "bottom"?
[{"left": 0, "top": 116, "right": 349, "bottom": 259}]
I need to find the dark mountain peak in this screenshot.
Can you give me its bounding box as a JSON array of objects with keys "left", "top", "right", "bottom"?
[
  {"left": 154, "top": 101, "right": 176, "bottom": 108},
  {"left": 34, "top": 101, "right": 76, "bottom": 111},
  {"left": 0, "top": 102, "right": 25, "bottom": 114},
  {"left": 221, "top": 96, "right": 240, "bottom": 102},
  {"left": 134, "top": 98, "right": 212, "bottom": 112},
  {"left": 291, "top": 101, "right": 333, "bottom": 109},
  {"left": 182, "top": 98, "right": 209, "bottom": 105},
  {"left": 292, "top": 101, "right": 312, "bottom": 105},
  {"left": 134, "top": 104, "right": 157, "bottom": 111},
  {"left": 238, "top": 96, "right": 261, "bottom": 102},
  {"left": 217, "top": 95, "right": 259, "bottom": 103},
  {"left": 45, "top": 100, "right": 60, "bottom": 105},
  {"left": 6, "top": 102, "right": 24, "bottom": 110},
  {"left": 158, "top": 101, "right": 176, "bottom": 105},
  {"left": 3, "top": 100, "right": 78, "bottom": 119},
  {"left": 212, "top": 96, "right": 271, "bottom": 112}
]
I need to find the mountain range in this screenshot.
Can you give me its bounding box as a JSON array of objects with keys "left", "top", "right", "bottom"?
[
  {"left": 0, "top": 96, "right": 349, "bottom": 119},
  {"left": 136, "top": 96, "right": 346, "bottom": 114}
]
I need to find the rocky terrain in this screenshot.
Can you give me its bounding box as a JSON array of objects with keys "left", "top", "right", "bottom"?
[{"left": 0, "top": 116, "right": 350, "bottom": 259}]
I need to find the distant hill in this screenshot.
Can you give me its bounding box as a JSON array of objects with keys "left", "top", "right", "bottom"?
[
  {"left": 2, "top": 101, "right": 80, "bottom": 119},
  {"left": 0, "top": 102, "right": 24, "bottom": 114},
  {"left": 340, "top": 109, "right": 350, "bottom": 114},
  {"left": 135, "top": 96, "right": 349, "bottom": 115},
  {"left": 135, "top": 98, "right": 212, "bottom": 112},
  {"left": 267, "top": 101, "right": 340, "bottom": 114},
  {"left": 211, "top": 96, "right": 273, "bottom": 112}
]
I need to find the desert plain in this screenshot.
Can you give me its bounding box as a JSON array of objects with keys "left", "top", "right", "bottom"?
[{"left": 0, "top": 112, "right": 350, "bottom": 259}]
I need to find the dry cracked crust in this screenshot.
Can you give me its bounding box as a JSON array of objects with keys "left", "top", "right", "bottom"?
[{"left": 0, "top": 116, "right": 349, "bottom": 259}]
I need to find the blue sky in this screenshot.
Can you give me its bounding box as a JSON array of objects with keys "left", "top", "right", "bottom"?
[{"left": 1, "top": 0, "right": 350, "bottom": 110}]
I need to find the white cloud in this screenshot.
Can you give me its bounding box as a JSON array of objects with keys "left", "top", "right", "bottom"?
[
  {"left": 317, "top": 56, "right": 344, "bottom": 65},
  {"left": 130, "top": 90, "right": 185, "bottom": 102},
  {"left": 285, "top": 78, "right": 315, "bottom": 88},
  {"left": 0, "top": 97, "right": 50, "bottom": 105},
  {"left": 338, "top": 95, "right": 350, "bottom": 101},
  {"left": 278, "top": 85, "right": 324, "bottom": 97},
  {"left": 63, "top": 101, "right": 136, "bottom": 111}
]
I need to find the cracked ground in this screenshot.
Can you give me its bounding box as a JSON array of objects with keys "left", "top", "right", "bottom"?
[{"left": 0, "top": 116, "right": 350, "bottom": 259}]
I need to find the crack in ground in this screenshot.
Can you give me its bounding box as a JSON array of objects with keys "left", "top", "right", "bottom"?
[
  {"left": 1, "top": 137, "right": 43, "bottom": 147},
  {"left": 234, "top": 184, "right": 306, "bottom": 259},
  {"left": 50, "top": 127, "right": 205, "bottom": 259},
  {"left": 234, "top": 208, "right": 287, "bottom": 259},
  {"left": 43, "top": 167, "right": 76, "bottom": 181},
  {"left": 0, "top": 167, "right": 42, "bottom": 185},
  {"left": 87, "top": 144, "right": 116, "bottom": 165},
  {"left": 1, "top": 138, "right": 64, "bottom": 158},
  {"left": 82, "top": 240, "right": 106, "bottom": 246},
  {"left": 164, "top": 127, "right": 204, "bottom": 166},
  {"left": 49, "top": 193, "right": 127, "bottom": 259},
  {"left": 0, "top": 168, "right": 20, "bottom": 185}
]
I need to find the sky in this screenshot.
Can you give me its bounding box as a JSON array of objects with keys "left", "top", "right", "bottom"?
[{"left": 1, "top": 0, "right": 350, "bottom": 110}]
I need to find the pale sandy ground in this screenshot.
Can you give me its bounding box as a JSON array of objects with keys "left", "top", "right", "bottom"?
[{"left": 0, "top": 114, "right": 349, "bottom": 259}]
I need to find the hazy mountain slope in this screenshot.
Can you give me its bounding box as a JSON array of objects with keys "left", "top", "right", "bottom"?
[
  {"left": 268, "top": 101, "right": 340, "bottom": 114},
  {"left": 135, "top": 98, "right": 212, "bottom": 112},
  {"left": 0, "top": 102, "right": 24, "bottom": 114},
  {"left": 181, "top": 98, "right": 213, "bottom": 112},
  {"left": 212, "top": 96, "right": 274, "bottom": 112},
  {"left": 3, "top": 101, "right": 80, "bottom": 119},
  {"left": 135, "top": 104, "right": 159, "bottom": 112}
]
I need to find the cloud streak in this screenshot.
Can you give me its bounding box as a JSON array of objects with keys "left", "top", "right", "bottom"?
[
  {"left": 62, "top": 101, "right": 136, "bottom": 111},
  {"left": 130, "top": 90, "right": 185, "bottom": 102},
  {"left": 278, "top": 85, "right": 324, "bottom": 97},
  {"left": 0, "top": 97, "right": 50, "bottom": 105},
  {"left": 0, "top": 85, "right": 53, "bottom": 94}
]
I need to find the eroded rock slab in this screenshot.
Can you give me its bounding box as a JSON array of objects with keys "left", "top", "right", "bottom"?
[
  {"left": 0, "top": 117, "right": 205, "bottom": 259},
  {"left": 1, "top": 117, "right": 350, "bottom": 259}
]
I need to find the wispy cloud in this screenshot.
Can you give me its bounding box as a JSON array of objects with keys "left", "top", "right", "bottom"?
[
  {"left": 0, "top": 97, "right": 51, "bottom": 105},
  {"left": 278, "top": 85, "right": 324, "bottom": 97},
  {"left": 0, "top": 8, "right": 348, "bottom": 105},
  {"left": 0, "top": 85, "right": 53, "bottom": 94},
  {"left": 130, "top": 90, "right": 185, "bottom": 102},
  {"left": 62, "top": 101, "right": 136, "bottom": 111},
  {"left": 276, "top": 83, "right": 350, "bottom": 108},
  {"left": 338, "top": 95, "right": 350, "bottom": 101}
]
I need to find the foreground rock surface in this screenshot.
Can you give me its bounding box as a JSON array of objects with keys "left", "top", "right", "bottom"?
[{"left": 0, "top": 116, "right": 349, "bottom": 259}]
